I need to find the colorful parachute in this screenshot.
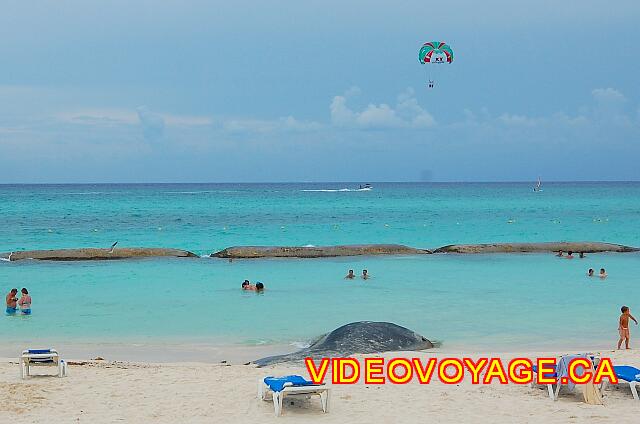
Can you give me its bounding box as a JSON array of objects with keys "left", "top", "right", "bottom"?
[
  {"left": 418, "top": 41, "right": 454, "bottom": 64},
  {"left": 418, "top": 41, "right": 453, "bottom": 88}
]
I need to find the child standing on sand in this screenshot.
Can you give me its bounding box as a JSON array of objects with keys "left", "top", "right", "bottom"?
[{"left": 617, "top": 306, "right": 638, "bottom": 349}]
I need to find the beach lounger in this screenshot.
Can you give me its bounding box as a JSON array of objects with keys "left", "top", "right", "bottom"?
[
  {"left": 20, "top": 349, "right": 67, "bottom": 379},
  {"left": 601, "top": 366, "right": 640, "bottom": 400},
  {"left": 258, "top": 375, "right": 330, "bottom": 416},
  {"left": 531, "top": 364, "right": 558, "bottom": 400},
  {"left": 531, "top": 355, "right": 599, "bottom": 401}
]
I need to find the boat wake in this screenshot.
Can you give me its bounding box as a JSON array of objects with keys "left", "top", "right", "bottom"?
[{"left": 302, "top": 188, "right": 372, "bottom": 192}]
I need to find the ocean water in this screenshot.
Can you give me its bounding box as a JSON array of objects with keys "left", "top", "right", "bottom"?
[{"left": 1, "top": 183, "right": 640, "bottom": 358}]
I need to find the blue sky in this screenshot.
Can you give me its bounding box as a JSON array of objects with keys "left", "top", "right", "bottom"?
[{"left": 1, "top": 0, "right": 639, "bottom": 182}]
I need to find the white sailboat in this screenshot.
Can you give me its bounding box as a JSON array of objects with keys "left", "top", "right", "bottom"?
[{"left": 533, "top": 177, "right": 542, "bottom": 192}]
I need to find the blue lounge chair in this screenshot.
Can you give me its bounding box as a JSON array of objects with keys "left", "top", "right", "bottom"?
[
  {"left": 530, "top": 355, "right": 598, "bottom": 401},
  {"left": 531, "top": 364, "right": 558, "bottom": 400},
  {"left": 258, "top": 375, "right": 330, "bottom": 416},
  {"left": 20, "top": 349, "right": 67, "bottom": 379},
  {"left": 602, "top": 366, "right": 640, "bottom": 400}
]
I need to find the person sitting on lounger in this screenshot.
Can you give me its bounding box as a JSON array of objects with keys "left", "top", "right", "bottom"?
[
  {"left": 18, "top": 288, "right": 31, "bottom": 315},
  {"left": 5, "top": 288, "right": 18, "bottom": 315}
]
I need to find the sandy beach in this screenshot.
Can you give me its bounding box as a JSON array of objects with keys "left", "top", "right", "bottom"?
[{"left": 2, "top": 349, "right": 640, "bottom": 423}]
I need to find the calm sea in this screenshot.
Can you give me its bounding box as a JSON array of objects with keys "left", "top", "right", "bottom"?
[{"left": 2, "top": 183, "right": 639, "bottom": 359}]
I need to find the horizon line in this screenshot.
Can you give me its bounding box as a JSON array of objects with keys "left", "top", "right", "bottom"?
[{"left": 1, "top": 180, "right": 639, "bottom": 185}]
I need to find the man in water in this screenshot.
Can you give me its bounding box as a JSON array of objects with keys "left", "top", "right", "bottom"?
[
  {"left": 587, "top": 268, "right": 594, "bottom": 277},
  {"left": 579, "top": 252, "right": 585, "bottom": 258},
  {"left": 241, "top": 280, "right": 255, "bottom": 291},
  {"left": 5, "top": 288, "right": 18, "bottom": 315},
  {"left": 345, "top": 270, "right": 355, "bottom": 279},
  {"left": 566, "top": 251, "right": 574, "bottom": 259},
  {"left": 556, "top": 250, "right": 563, "bottom": 257},
  {"left": 599, "top": 268, "right": 608, "bottom": 279},
  {"left": 617, "top": 306, "right": 638, "bottom": 349},
  {"left": 18, "top": 288, "right": 31, "bottom": 315},
  {"left": 361, "top": 269, "right": 369, "bottom": 280},
  {"left": 255, "top": 282, "right": 265, "bottom": 292}
]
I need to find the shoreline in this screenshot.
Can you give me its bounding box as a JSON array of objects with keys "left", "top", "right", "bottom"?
[{"left": 0, "top": 338, "right": 624, "bottom": 364}]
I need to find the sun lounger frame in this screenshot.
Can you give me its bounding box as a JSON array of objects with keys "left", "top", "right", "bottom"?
[
  {"left": 20, "top": 349, "right": 68, "bottom": 379},
  {"left": 258, "top": 378, "right": 330, "bottom": 416}
]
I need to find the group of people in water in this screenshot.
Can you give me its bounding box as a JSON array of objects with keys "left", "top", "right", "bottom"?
[
  {"left": 241, "top": 280, "right": 265, "bottom": 292},
  {"left": 345, "top": 269, "right": 370, "bottom": 280},
  {"left": 556, "top": 250, "right": 585, "bottom": 259},
  {"left": 5, "top": 288, "right": 31, "bottom": 315},
  {"left": 588, "top": 268, "right": 608, "bottom": 278},
  {"left": 555, "top": 250, "right": 608, "bottom": 278}
]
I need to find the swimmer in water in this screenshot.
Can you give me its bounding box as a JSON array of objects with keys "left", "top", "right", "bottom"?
[
  {"left": 566, "top": 251, "right": 574, "bottom": 259},
  {"left": 579, "top": 252, "right": 585, "bottom": 258},
  {"left": 255, "top": 282, "right": 265, "bottom": 292},
  {"left": 361, "top": 269, "right": 369, "bottom": 280},
  {"left": 599, "top": 268, "right": 607, "bottom": 279},
  {"left": 345, "top": 270, "right": 355, "bottom": 279},
  {"left": 556, "top": 250, "right": 563, "bottom": 257},
  {"left": 241, "top": 280, "right": 256, "bottom": 291},
  {"left": 587, "top": 268, "right": 594, "bottom": 277},
  {"left": 18, "top": 288, "right": 31, "bottom": 315}
]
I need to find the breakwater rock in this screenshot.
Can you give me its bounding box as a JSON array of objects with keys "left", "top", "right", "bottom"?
[
  {"left": 434, "top": 241, "right": 638, "bottom": 254},
  {"left": 211, "top": 244, "right": 430, "bottom": 258},
  {"left": 254, "top": 321, "right": 436, "bottom": 367},
  {"left": 1, "top": 247, "right": 198, "bottom": 261}
]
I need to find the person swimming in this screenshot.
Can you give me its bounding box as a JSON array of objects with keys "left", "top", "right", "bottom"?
[
  {"left": 599, "top": 268, "right": 607, "bottom": 279},
  {"left": 5, "top": 288, "right": 18, "bottom": 315},
  {"left": 255, "top": 282, "right": 265, "bottom": 292},
  {"left": 18, "top": 288, "right": 31, "bottom": 315},
  {"left": 588, "top": 268, "right": 594, "bottom": 277},
  {"left": 345, "top": 270, "right": 355, "bottom": 279},
  {"left": 361, "top": 269, "right": 369, "bottom": 280},
  {"left": 241, "top": 280, "right": 256, "bottom": 291},
  {"left": 579, "top": 252, "right": 585, "bottom": 258},
  {"left": 556, "top": 250, "right": 563, "bottom": 257},
  {"left": 566, "top": 251, "right": 574, "bottom": 259}
]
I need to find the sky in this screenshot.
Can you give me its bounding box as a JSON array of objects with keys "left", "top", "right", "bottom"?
[{"left": 1, "top": 0, "right": 639, "bottom": 183}]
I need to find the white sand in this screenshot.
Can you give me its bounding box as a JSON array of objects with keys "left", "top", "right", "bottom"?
[{"left": 2, "top": 349, "right": 640, "bottom": 423}]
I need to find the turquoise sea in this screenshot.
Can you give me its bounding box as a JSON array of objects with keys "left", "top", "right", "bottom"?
[{"left": 2, "top": 183, "right": 640, "bottom": 359}]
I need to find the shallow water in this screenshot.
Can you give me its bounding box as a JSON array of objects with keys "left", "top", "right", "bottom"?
[{"left": 1, "top": 183, "right": 640, "bottom": 356}]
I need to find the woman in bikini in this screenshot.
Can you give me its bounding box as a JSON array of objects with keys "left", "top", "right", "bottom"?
[{"left": 18, "top": 288, "right": 31, "bottom": 315}]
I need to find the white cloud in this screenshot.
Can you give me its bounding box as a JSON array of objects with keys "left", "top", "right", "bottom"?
[
  {"left": 498, "top": 113, "right": 538, "bottom": 126},
  {"left": 330, "top": 87, "right": 435, "bottom": 129},
  {"left": 591, "top": 88, "right": 626, "bottom": 103},
  {"left": 56, "top": 109, "right": 139, "bottom": 125},
  {"left": 222, "top": 116, "right": 321, "bottom": 134}
]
